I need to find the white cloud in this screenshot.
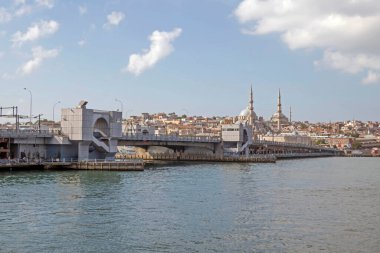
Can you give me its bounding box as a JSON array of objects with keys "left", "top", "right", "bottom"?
[
  {"left": 78, "top": 40, "right": 85, "bottom": 47},
  {"left": 78, "top": 5, "right": 87, "bottom": 15},
  {"left": 20, "top": 46, "right": 59, "bottom": 75},
  {"left": 123, "top": 28, "right": 182, "bottom": 76},
  {"left": 0, "top": 7, "right": 12, "bottom": 23},
  {"left": 12, "top": 20, "right": 59, "bottom": 46},
  {"left": 234, "top": 0, "right": 380, "bottom": 84},
  {"left": 362, "top": 71, "right": 380, "bottom": 85},
  {"left": 1, "top": 72, "right": 16, "bottom": 80},
  {"left": 315, "top": 50, "right": 380, "bottom": 74},
  {"left": 104, "top": 11, "right": 125, "bottom": 28},
  {"left": 14, "top": 0, "right": 27, "bottom": 5},
  {"left": 14, "top": 5, "right": 32, "bottom": 16},
  {"left": 35, "top": 0, "right": 54, "bottom": 9}
]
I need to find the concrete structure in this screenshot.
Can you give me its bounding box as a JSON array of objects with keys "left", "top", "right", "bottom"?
[
  {"left": 222, "top": 85, "right": 256, "bottom": 155},
  {"left": 61, "top": 101, "right": 122, "bottom": 161},
  {"left": 221, "top": 123, "right": 253, "bottom": 154},
  {"left": 119, "top": 133, "right": 222, "bottom": 156}
]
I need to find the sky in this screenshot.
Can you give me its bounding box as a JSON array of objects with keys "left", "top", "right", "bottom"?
[{"left": 1, "top": 0, "right": 380, "bottom": 123}]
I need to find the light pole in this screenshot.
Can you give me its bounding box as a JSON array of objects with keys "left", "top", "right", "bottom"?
[
  {"left": 115, "top": 98, "right": 123, "bottom": 119},
  {"left": 53, "top": 101, "right": 61, "bottom": 123},
  {"left": 23, "top": 88, "right": 32, "bottom": 126}
]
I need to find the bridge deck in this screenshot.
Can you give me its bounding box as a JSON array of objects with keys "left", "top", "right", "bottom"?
[
  {"left": 0, "top": 129, "right": 53, "bottom": 138},
  {"left": 120, "top": 134, "right": 220, "bottom": 143}
]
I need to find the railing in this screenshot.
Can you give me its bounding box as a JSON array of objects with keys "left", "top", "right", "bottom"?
[
  {"left": 252, "top": 140, "right": 338, "bottom": 152},
  {"left": 0, "top": 129, "right": 54, "bottom": 138},
  {"left": 121, "top": 133, "right": 221, "bottom": 143}
]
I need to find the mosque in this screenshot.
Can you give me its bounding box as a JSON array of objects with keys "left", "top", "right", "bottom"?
[
  {"left": 221, "top": 85, "right": 308, "bottom": 153},
  {"left": 234, "top": 86, "right": 257, "bottom": 126},
  {"left": 228, "top": 86, "right": 292, "bottom": 137},
  {"left": 269, "top": 89, "right": 290, "bottom": 132},
  {"left": 221, "top": 85, "right": 313, "bottom": 150}
]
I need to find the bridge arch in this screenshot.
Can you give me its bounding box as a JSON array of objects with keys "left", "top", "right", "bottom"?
[{"left": 93, "top": 117, "right": 109, "bottom": 137}]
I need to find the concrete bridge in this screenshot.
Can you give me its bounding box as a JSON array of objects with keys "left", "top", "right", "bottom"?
[
  {"left": 250, "top": 140, "right": 340, "bottom": 155},
  {"left": 0, "top": 129, "right": 339, "bottom": 161},
  {"left": 118, "top": 134, "right": 223, "bottom": 155},
  {"left": 0, "top": 129, "right": 53, "bottom": 138},
  {"left": 118, "top": 133, "right": 339, "bottom": 157}
]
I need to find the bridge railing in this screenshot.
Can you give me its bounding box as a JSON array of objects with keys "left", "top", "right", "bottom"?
[
  {"left": 121, "top": 133, "right": 221, "bottom": 143},
  {"left": 0, "top": 129, "right": 54, "bottom": 138},
  {"left": 252, "top": 140, "right": 338, "bottom": 152}
]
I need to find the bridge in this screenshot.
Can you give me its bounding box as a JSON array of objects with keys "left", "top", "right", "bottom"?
[
  {"left": 118, "top": 133, "right": 340, "bottom": 157},
  {"left": 119, "top": 133, "right": 220, "bottom": 143},
  {"left": 0, "top": 129, "right": 53, "bottom": 138},
  {"left": 250, "top": 140, "right": 339, "bottom": 155},
  {"left": 0, "top": 129, "right": 340, "bottom": 161},
  {"left": 118, "top": 133, "right": 223, "bottom": 155}
]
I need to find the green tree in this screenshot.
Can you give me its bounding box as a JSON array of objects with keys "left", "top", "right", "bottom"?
[{"left": 351, "top": 141, "right": 362, "bottom": 150}]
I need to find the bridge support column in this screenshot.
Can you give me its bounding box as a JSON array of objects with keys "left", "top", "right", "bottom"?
[
  {"left": 214, "top": 142, "right": 223, "bottom": 156},
  {"left": 78, "top": 141, "right": 91, "bottom": 161}
]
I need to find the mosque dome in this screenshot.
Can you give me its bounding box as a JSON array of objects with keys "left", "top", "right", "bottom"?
[{"left": 239, "top": 107, "right": 250, "bottom": 117}]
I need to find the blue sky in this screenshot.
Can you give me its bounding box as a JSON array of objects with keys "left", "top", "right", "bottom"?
[{"left": 1, "top": 0, "right": 380, "bottom": 123}]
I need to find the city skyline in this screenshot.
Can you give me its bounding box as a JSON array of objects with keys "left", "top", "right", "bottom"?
[{"left": 1, "top": 0, "right": 380, "bottom": 122}]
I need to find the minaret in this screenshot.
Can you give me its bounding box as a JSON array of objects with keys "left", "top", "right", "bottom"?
[
  {"left": 289, "top": 106, "right": 292, "bottom": 123},
  {"left": 277, "top": 89, "right": 282, "bottom": 114},
  {"left": 277, "top": 89, "right": 282, "bottom": 132},
  {"left": 249, "top": 85, "right": 254, "bottom": 126}
]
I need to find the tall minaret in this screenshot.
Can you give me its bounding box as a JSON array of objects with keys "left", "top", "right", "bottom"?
[
  {"left": 277, "top": 89, "right": 282, "bottom": 114},
  {"left": 289, "top": 106, "right": 292, "bottom": 123},
  {"left": 277, "top": 89, "right": 282, "bottom": 132},
  {"left": 249, "top": 85, "right": 254, "bottom": 126}
]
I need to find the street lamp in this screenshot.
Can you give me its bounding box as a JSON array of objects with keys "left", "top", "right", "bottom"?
[
  {"left": 53, "top": 101, "right": 61, "bottom": 123},
  {"left": 23, "top": 88, "right": 32, "bottom": 126},
  {"left": 115, "top": 98, "right": 123, "bottom": 119}
]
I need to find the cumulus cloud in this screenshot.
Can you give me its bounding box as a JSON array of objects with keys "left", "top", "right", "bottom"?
[
  {"left": 104, "top": 11, "right": 125, "bottom": 28},
  {"left": 78, "top": 39, "right": 85, "bottom": 47},
  {"left": 123, "top": 28, "right": 182, "bottom": 76},
  {"left": 78, "top": 5, "right": 87, "bottom": 15},
  {"left": 35, "top": 0, "right": 54, "bottom": 9},
  {"left": 14, "top": 0, "right": 27, "bottom": 5},
  {"left": 234, "top": 0, "right": 380, "bottom": 84},
  {"left": 14, "top": 4, "right": 32, "bottom": 16},
  {"left": 362, "top": 71, "right": 380, "bottom": 85},
  {"left": 315, "top": 50, "right": 380, "bottom": 74},
  {"left": 1, "top": 73, "right": 14, "bottom": 80},
  {"left": 19, "top": 46, "right": 59, "bottom": 75},
  {"left": 12, "top": 20, "right": 59, "bottom": 46},
  {"left": 0, "top": 7, "right": 12, "bottom": 23}
]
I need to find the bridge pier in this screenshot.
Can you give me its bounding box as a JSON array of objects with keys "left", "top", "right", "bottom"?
[{"left": 78, "top": 141, "right": 91, "bottom": 161}]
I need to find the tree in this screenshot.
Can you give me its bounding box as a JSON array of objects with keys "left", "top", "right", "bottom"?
[
  {"left": 351, "top": 141, "right": 362, "bottom": 150},
  {"left": 314, "top": 139, "right": 326, "bottom": 145}
]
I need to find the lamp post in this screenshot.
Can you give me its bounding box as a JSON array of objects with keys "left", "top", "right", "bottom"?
[
  {"left": 53, "top": 101, "right": 61, "bottom": 123},
  {"left": 115, "top": 98, "right": 123, "bottom": 119},
  {"left": 23, "top": 88, "right": 32, "bottom": 126}
]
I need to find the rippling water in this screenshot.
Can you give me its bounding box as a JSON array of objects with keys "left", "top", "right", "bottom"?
[{"left": 1, "top": 157, "right": 380, "bottom": 252}]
